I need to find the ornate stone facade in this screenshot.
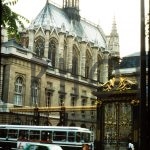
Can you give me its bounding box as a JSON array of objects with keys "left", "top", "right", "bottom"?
[{"left": 0, "top": 0, "right": 120, "bottom": 133}]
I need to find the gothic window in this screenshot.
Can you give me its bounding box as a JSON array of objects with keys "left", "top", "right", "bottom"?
[
  {"left": 72, "top": 46, "right": 79, "bottom": 75},
  {"left": 72, "top": 56, "right": 78, "bottom": 75},
  {"left": 85, "top": 50, "right": 92, "bottom": 78},
  {"left": 31, "top": 80, "right": 39, "bottom": 106},
  {"left": 34, "top": 37, "right": 45, "bottom": 57},
  {"left": 48, "top": 40, "right": 56, "bottom": 67},
  {"left": 14, "top": 77, "right": 23, "bottom": 106}
]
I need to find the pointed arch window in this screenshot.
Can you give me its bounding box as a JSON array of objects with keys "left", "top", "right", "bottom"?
[
  {"left": 31, "top": 80, "right": 39, "bottom": 106},
  {"left": 14, "top": 77, "right": 24, "bottom": 106},
  {"left": 72, "top": 56, "right": 78, "bottom": 75},
  {"left": 48, "top": 40, "right": 56, "bottom": 67},
  {"left": 85, "top": 50, "right": 92, "bottom": 78},
  {"left": 34, "top": 37, "right": 45, "bottom": 57},
  {"left": 72, "top": 46, "right": 79, "bottom": 75}
]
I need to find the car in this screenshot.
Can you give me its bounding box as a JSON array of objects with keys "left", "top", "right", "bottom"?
[{"left": 17, "top": 142, "right": 63, "bottom": 150}]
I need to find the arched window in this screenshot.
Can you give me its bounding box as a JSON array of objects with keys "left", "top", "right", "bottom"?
[
  {"left": 72, "top": 46, "right": 79, "bottom": 75},
  {"left": 34, "top": 37, "right": 45, "bottom": 57},
  {"left": 72, "top": 56, "right": 78, "bottom": 75},
  {"left": 85, "top": 50, "right": 92, "bottom": 78},
  {"left": 48, "top": 40, "right": 56, "bottom": 67},
  {"left": 31, "top": 80, "right": 39, "bottom": 106},
  {"left": 14, "top": 77, "right": 23, "bottom": 106}
]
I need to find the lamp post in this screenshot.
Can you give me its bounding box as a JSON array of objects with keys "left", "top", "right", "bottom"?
[
  {"left": 139, "top": 0, "right": 148, "bottom": 149},
  {"left": 95, "top": 100, "right": 103, "bottom": 150}
]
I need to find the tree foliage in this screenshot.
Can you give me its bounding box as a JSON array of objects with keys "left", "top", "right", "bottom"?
[{"left": 1, "top": 0, "right": 29, "bottom": 39}]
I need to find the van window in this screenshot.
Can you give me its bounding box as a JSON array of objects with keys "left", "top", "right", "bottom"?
[
  {"left": 53, "top": 131, "right": 67, "bottom": 141},
  {"left": 29, "top": 130, "right": 40, "bottom": 141},
  {"left": 18, "top": 130, "right": 28, "bottom": 140},
  {"left": 76, "top": 132, "right": 81, "bottom": 142},
  {"left": 41, "top": 131, "right": 52, "bottom": 142},
  {"left": 8, "top": 129, "right": 18, "bottom": 139},
  {"left": 68, "top": 132, "right": 75, "bottom": 142},
  {"left": 0, "top": 129, "right": 7, "bottom": 138}
]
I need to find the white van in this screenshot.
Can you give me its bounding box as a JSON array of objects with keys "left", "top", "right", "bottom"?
[{"left": 17, "top": 141, "right": 63, "bottom": 150}]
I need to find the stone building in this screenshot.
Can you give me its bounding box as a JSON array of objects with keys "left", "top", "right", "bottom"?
[{"left": 0, "top": 0, "right": 120, "bottom": 131}]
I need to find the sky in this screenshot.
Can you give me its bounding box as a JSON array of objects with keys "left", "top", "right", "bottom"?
[{"left": 10, "top": 0, "right": 149, "bottom": 57}]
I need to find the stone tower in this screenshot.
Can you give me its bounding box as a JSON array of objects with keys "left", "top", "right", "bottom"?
[
  {"left": 107, "top": 17, "right": 120, "bottom": 57},
  {"left": 107, "top": 17, "right": 120, "bottom": 78}
]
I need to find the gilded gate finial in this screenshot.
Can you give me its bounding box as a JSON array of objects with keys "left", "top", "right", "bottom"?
[{"left": 99, "top": 77, "right": 138, "bottom": 91}]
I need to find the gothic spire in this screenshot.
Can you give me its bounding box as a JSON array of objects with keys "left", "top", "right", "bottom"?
[
  {"left": 110, "top": 16, "right": 118, "bottom": 36},
  {"left": 107, "top": 16, "right": 120, "bottom": 58}
]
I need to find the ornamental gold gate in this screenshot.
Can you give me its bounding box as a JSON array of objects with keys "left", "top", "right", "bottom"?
[
  {"left": 103, "top": 102, "right": 132, "bottom": 150},
  {"left": 93, "top": 77, "right": 139, "bottom": 150}
]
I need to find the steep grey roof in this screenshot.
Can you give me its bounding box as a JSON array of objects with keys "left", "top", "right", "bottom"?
[{"left": 28, "top": 2, "right": 106, "bottom": 48}]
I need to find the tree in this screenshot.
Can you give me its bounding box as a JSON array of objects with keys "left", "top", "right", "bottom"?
[{"left": 1, "top": 0, "right": 29, "bottom": 39}]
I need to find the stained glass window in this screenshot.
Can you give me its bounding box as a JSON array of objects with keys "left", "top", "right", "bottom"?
[
  {"left": 34, "top": 37, "right": 45, "bottom": 57},
  {"left": 48, "top": 40, "right": 56, "bottom": 67}
]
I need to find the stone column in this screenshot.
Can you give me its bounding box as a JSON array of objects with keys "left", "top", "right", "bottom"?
[
  {"left": 80, "top": 41, "right": 86, "bottom": 77},
  {"left": 101, "top": 51, "right": 109, "bottom": 83},
  {"left": 66, "top": 35, "right": 74, "bottom": 72},
  {"left": 91, "top": 46, "right": 98, "bottom": 80},
  {"left": 44, "top": 30, "right": 50, "bottom": 58},
  {"left": 58, "top": 32, "right": 65, "bottom": 69}
]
